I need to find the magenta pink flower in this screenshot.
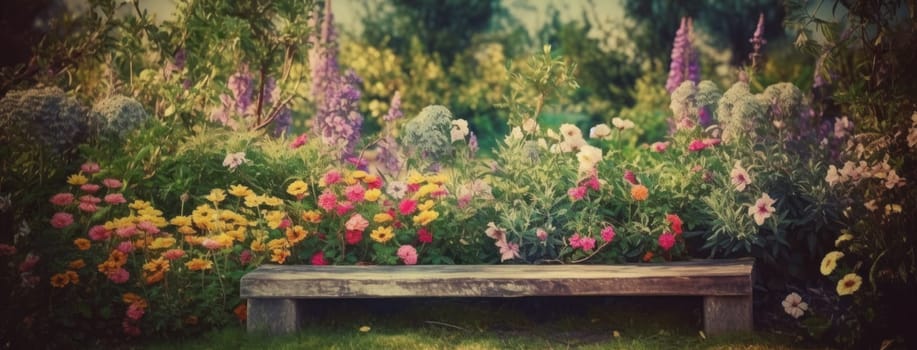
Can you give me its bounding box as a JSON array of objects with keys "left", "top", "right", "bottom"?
[
  {"left": 50, "top": 212, "right": 74, "bottom": 229},
  {"left": 239, "top": 249, "right": 253, "bottom": 265},
  {"left": 399, "top": 199, "right": 418, "bottom": 216},
  {"left": 601, "top": 226, "right": 616, "bottom": 242},
  {"left": 623, "top": 170, "right": 638, "bottom": 185},
  {"left": 163, "top": 249, "right": 185, "bottom": 260},
  {"left": 290, "top": 133, "right": 308, "bottom": 149},
  {"left": 78, "top": 202, "right": 98, "bottom": 213},
  {"left": 126, "top": 302, "right": 145, "bottom": 321},
  {"left": 80, "top": 184, "right": 101, "bottom": 193},
  {"left": 81, "top": 162, "right": 101, "bottom": 174},
  {"left": 536, "top": 228, "right": 548, "bottom": 241},
  {"left": 322, "top": 170, "right": 342, "bottom": 186},
  {"left": 569, "top": 233, "right": 596, "bottom": 251},
  {"left": 345, "top": 214, "right": 369, "bottom": 232},
  {"left": 658, "top": 232, "right": 676, "bottom": 251},
  {"left": 88, "top": 225, "right": 111, "bottom": 241},
  {"left": 397, "top": 245, "right": 418, "bottom": 265},
  {"left": 317, "top": 190, "right": 337, "bottom": 211},
  {"left": 345, "top": 230, "right": 362, "bottom": 245},
  {"left": 108, "top": 268, "right": 130, "bottom": 284},
  {"left": 496, "top": 239, "right": 521, "bottom": 262},
  {"left": 344, "top": 184, "right": 366, "bottom": 203},
  {"left": 18, "top": 253, "right": 40, "bottom": 273},
  {"left": 311, "top": 251, "right": 328, "bottom": 265},
  {"left": 335, "top": 201, "right": 354, "bottom": 216},
  {"left": 417, "top": 227, "right": 433, "bottom": 243},
  {"left": 0, "top": 244, "right": 16, "bottom": 256},
  {"left": 278, "top": 218, "right": 291, "bottom": 230},
  {"left": 702, "top": 138, "right": 721, "bottom": 147},
  {"left": 49, "top": 193, "right": 75, "bottom": 206},
  {"left": 688, "top": 139, "right": 708, "bottom": 152},
  {"left": 117, "top": 241, "right": 135, "bottom": 254},
  {"left": 104, "top": 193, "right": 127, "bottom": 205},
  {"left": 102, "top": 178, "right": 123, "bottom": 189},
  {"left": 568, "top": 186, "right": 587, "bottom": 201},
  {"left": 582, "top": 174, "right": 601, "bottom": 191},
  {"left": 651, "top": 141, "right": 669, "bottom": 153}
]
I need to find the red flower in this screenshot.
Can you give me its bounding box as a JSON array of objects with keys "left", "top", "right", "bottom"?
[
  {"left": 623, "top": 170, "right": 638, "bottom": 185},
  {"left": 658, "top": 232, "right": 676, "bottom": 251},
  {"left": 311, "top": 251, "right": 327, "bottom": 265},
  {"left": 666, "top": 214, "right": 683, "bottom": 235},
  {"left": 345, "top": 230, "right": 363, "bottom": 245},
  {"left": 688, "top": 139, "right": 707, "bottom": 152},
  {"left": 290, "top": 133, "right": 308, "bottom": 149},
  {"left": 417, "top": 227, "right": 433, "bottom": 243},
  {"left": 399, "top": 199, "right": 417, "bottom": 216}
]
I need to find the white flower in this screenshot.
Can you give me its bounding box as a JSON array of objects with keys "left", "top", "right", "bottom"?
[
  {"left": 781, "top": 292, "right": 808, "bottom": 319},
  {"left": 612, "top": 117, "right": 635, "bottom": 130},
  {"left": 504, "top": 126, "right": 524, "bottom": 144},
  {"left": 559, "top": 124, "right": 583, "bottom": 142},
  {"left": 451, "top": 119, "right": 469, "bottom": 143},
  {"left": 907, "top": 127, "right": 917, "bottom": 149},
  {"left": 222, "top": 152, "right": 247, "bottom": 171},
  {"left": 546, "top": 128, "right": 562, "bottom": 141},
  {"left": 589, "top": 124, "right": 612, "bottom": 139},
  {"left": 386, "top": 181, "right": 408, "bottom": 200},
  {"left": 885, "top": 169, "right": 904, "bottom": 189},
  {"left": 537, "top": 138, "right": 548, "bottom": 150},
  {"left": 864, "top": 199, "right": 878, "bottom": 212},
  {"left": 748, "top": 193, "right": 777, "bottom": 226},
  {"left": 576, "top": 145, "right": 603, "bottom": 174},
  {"left": 521, "top": 118, "right": 539, "bottom": 134},
  {"left": 834, "top": 116, "right": 852, "bottom": 139},
  {"left": 730, "top": 161, "right": 753, "bottom": 192}
]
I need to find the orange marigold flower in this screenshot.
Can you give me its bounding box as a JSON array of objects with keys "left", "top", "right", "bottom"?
[
  {"left": 144, "top": 270, "right": 166, "bottom": 285},
  {"left": 69, "top": 259, "right": 86, "bottom": 269},
  {"left": 65, "top": 270, "right": 80, "bottom": 284},
  {"left": 108, "top": 250, "right": 128, "bottom": 267},
  {"left": 271, "top": 249, "right": 291, "bottom": 264},
  {"left": 142, "top": 257, "right": 170, "bottom": 273},
  {"left": 50, "top": 273, "right": 69, "bottom": 287},
  {"left": 185, "top": 258, "right": 213, "bottom": 271},
  {"left": 285, "top": 225, "right": 308, "bottom": 244},
  {"left": 642, "top": 251, "right": 654, "bottom": 262},
  {"left": 73, "top": 238, "right": 91, "bottom": 251},
  {"left": 122, "top": 292, "right": 144, "bottom": 304},
  {"left": 630, "top": 184, "right": 649, "bottom": 201},
  {"left": 301, "top": 210, "right": 322, "bottom": 223}
]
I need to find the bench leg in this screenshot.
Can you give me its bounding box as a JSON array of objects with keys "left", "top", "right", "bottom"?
[
  {"left": 247, "top": 298, "right": 300, "bottom": 334},
  {"left": 703, "top": 295, "right": 752, "bottom": 335}
]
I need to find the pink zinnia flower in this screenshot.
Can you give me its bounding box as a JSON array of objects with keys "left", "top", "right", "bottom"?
[
  {"left": 317, "top": 190, "right": 337, "bottom": 211},
  {"left": 88, "top": 225, "right": 111, "bottom": 241},
  {"left": 399, "top": 199, "right": 418, "bottom": 216},
  {"left": 50, "top": 212, "right": 74, "bottom": 229},
  {"left": 567, "top": 186, "right": 587, "bottom": 201},
  {"left": 163, "top": 249, "right": 185, "bottom": 260},
  {"left": 115, "top": 225, "right": 138, "bottom": 238},
  {"left": 335, "top": 201, "right": 354, "bottom": 216},
  {"left": 80, "top": 184, "right": 101, "bottom": 193},
  {"left": 78, "top": 202, "right": 98, "bottom": 213},
  {"left": 345, "top": 214, "right": 369, "bottom": 232},
  {"left": 345, "top": 230, "right": 363, "bottom": 245},
  {"left": 290, "top": 133, "right": 308, "bottom": 149},
  {"left": 344, "top": 184, "right": 366, "bottom": 203},
  {"left": 104, "top": 193, "right": 127, "bottom": 205},
  {"left": 666, "top": 214, "right": 683, "bottom": 235},
  {"left": 623, "top": 170, "right": 638, "bottom": 185},
  {"left": 102, "top": 178, "right": 123, "bottom": 189},
  {"left": 239, "top": 249, "right": 252, "bottom": 265},
  {"left": 601, "top": 226, "right": 616, "bottom": 242},
  {"left": 582, "top": 174, "right": 601, "bottom": 191},
  {"left": 397, "top": 245, "right": 418, "bottom": 265},
  {"left": 79, "top": 195, "right": 101, "bottom": 204},
  {"left": 651, "top": 141, "right": 669, "bottom": 153},
  {"left": 277, "top": 218, "right": 291, "bottom": 230},
  {"left": 658, "top": 232, "right": 676, "bottom": 251},
  {"left": 311, "top": 251, "right": 328, "bottom": 265},
  {"left": 569, "top": 233, "right": 596, "bottom": 251},
  {"left": 108, "top": 268, "right": 130, "bottom": 284},
  {"left": 322, "top": 170, "right": 342, "bottom": 186},
  {"left": 81, "top": 162, "right": 101, "bottom": 174},
  {"left": 365, "top": 176, "right": 383, "bottom": 189},
  {"left": 49, "top": 193, "right": 75, "bottom": 206},
  {"left": 0, "top": 243, "right": 16, "bottom": 256},
  {"left": 117, "top": 241, "right": 135, "bottom": 254},
  {"left": 417, "top": 227, "right": 433, "bottom": 243},
  {"left": 126, "top": 302, "right": 145, "bottom": 321},
  {"left": 202, "top": 238, "right": 222, "bottom": 250},
  {"left": 536, "top": 228, "right": 548, "bottom": 241},
  {"left": 688, "top": 139, "right": 708, "bottom": 152}
]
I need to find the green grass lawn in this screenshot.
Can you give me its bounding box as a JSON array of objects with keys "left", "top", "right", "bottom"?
[{"left": 140, "top": 297, "right": 821, "bottom": 350}]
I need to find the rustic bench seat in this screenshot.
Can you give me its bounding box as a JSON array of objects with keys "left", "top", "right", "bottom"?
[{"left": 240, "top": 258, "right": 754, "bottom": 336}]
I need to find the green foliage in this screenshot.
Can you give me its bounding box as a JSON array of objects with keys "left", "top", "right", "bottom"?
[{"left": 401, "top": 105, "right": 455, "bottom": 163}]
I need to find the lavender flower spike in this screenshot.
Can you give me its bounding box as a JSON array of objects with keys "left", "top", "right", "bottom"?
[
  {"left": 666, "top": 17, "right": 700, "bottom": 94},
  {"left": 384, "top": 91, "right": 403, "bottom": 122}
]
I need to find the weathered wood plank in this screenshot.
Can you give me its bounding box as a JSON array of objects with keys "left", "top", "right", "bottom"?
[
  {"left": 703, "top": 295, "right": 753, "bottom": 335},
  {"left": 240, "top": 259, "right": 753, "bottom": 298}
]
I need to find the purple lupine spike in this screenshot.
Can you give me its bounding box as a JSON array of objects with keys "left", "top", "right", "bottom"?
[
  {"left": 308, "top": 0, "right": 364, "bottom": 157},
  {"left": 227, "top": 65, "right": 253, "bottom": 114},
  {"left": 384, "top": 91, "right": 403, "bottom": 122},
  {"left": 468, "top": 131, "right": 479, "bottom": 156},
  {"left": 748, "top": 13, "right": 767, "bottom": 70},
  {"left": 666, "top": 17, "right": 700, "bottom": 94}
]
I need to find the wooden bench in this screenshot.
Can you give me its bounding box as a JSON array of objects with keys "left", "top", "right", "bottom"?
[{"left": 240, "top": 258, "right": 754, "bottom": 336}]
